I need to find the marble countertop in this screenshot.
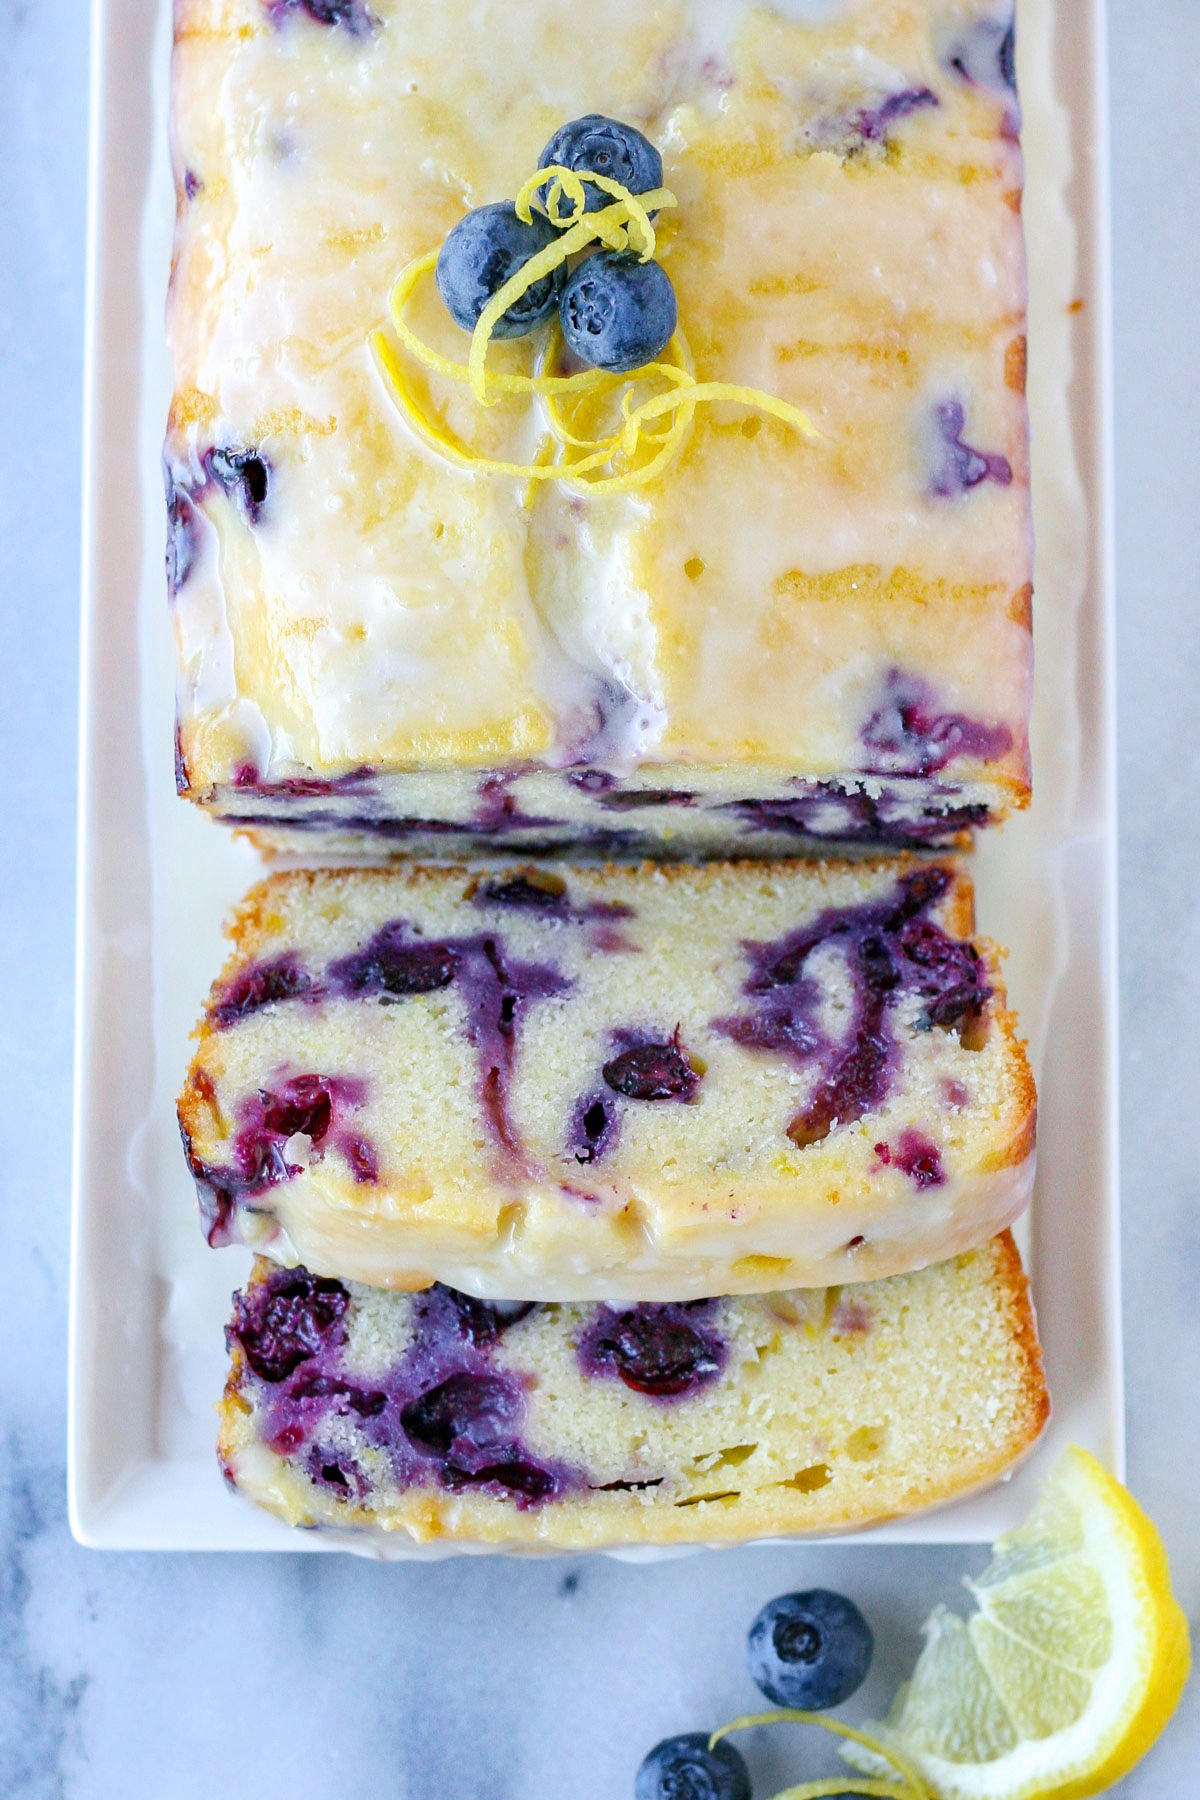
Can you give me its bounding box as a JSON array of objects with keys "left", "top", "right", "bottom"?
[{"left": 1, "top": 2, "right": 1197, "bottom": 1794}]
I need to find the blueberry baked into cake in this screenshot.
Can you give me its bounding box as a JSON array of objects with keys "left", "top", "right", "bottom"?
[
  {"left": 179, "top": 859, "right": 1035, "bottom": 1299},
  {"left": 217, "top": 1235, "right": 1048, "bottom": 1547},
  {"left": 166, "top": 0, "right": 1031, "bottom": 858}
]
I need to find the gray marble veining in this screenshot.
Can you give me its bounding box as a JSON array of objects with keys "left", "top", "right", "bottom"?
[{"left": 0, "top": 0, "right": 1197, "bottom": 1794}]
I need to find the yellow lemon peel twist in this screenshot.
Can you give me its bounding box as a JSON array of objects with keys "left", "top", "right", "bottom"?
[
  {"left": 372, "top": 163, "right": 818, "bottom": 496},
  {"left": 709, "top": 1711, "right": 932, "bottom": 1800}
]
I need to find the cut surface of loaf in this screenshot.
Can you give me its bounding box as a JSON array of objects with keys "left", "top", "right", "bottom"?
[
  {"left": 217, "top": 1233, "right": 1049, "bottom": 1549},
  {"left": 168, "top": 0, "right": 1030, "bottom": 854},
  {"left": 179, "top": 859, "right": 1036, "bottom": 1299}
]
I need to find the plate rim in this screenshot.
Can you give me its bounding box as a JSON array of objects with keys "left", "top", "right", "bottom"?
[{"left": 68, "top": 0, "right": 1122, "bottom": 1552}]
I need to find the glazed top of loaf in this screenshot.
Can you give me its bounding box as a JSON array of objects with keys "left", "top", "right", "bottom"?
[{"left": 167, "top": 0, "right": 1031, "bottom": 793}]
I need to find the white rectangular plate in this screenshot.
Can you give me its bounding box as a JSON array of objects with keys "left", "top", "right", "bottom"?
[{"left": 70, "top": 0, "right": 1119, "bottom": 1553}]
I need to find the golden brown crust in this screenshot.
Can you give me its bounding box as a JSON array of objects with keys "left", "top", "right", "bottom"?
[
  {"left": 989, "top": 1229, "right": 1053, "bottom": 1448},
  {"left": 1005, "top": 334, "right": 1028, "bottom": 395},
  {"left": 1008, "top": 581, "right": 1035, "bottom": 631}
]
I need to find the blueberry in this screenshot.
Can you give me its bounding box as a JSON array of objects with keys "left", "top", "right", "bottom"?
[
  {"left": 539, "top": 115, "right": 663, "bottom": 212},
  {"left": 228, "top": 1268, "right": 350, "bottom": 1384},
  {"left": 603, "top": 1038, "right": 699, "bottom": 1102},
  {"left": 165, "top": 473, "right": 201, "bottom": 592},
  {"left": 329, "top": 926, "right": 459, "bottom": 999},
  {"left": 269, "top": 0, "right": 375, "bottom": 31},
  {"left": 747, "top": 1589, "right": 874, "bottom": 1710},
  {"left": 927, "top": 399, "right": 1012, "bottom": 497},
  {"left": 400, "top": 1372, "right": 521, "bottom": 1460},
  {"left": 580, "top": 1305, "right": 724, "bottom": 1398},
  {"left": 435, "top": 203, "right": 566, "bottom": 338},
  {"left": 463, "top": 1458, "right": 558, "bottom": 1500},
  {"left": 444, "top": 1288, "right": 536, "bottom": 1345},
  {"left": 634, "top": 1733, "right": 750, "bottom": 1800},
  {"left": 210, "top": 955, "right": 315, "bottom": 1027},
  {"left": 258, "top": 1075, "right": 336, "bottom": 1144},
  {"left": 474, "top": 871, "right": 569, "bottom": 913},
  {"left": 560, "top": 251, "right": 677, "bottom": 374},
  {"left": 205, "top": 445, "right": 270, "bottom": 522}
]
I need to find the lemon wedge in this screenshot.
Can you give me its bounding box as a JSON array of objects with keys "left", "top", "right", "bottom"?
[{"left": 840, "top": 1447, "right": 1190, "bottom": 1799}]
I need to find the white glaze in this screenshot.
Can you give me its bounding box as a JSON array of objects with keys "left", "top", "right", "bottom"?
[{"left": 167, "top": 0, "right": 1032, "bottom": 796}]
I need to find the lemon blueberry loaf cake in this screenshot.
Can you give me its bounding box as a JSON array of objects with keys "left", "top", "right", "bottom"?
[
  {"left": 167, "top": 0, "right": 1031, "bottom": 856},
  {"left": 217, "top": 1232, "right": 1049, "bottom": 1546},
  {"left": 178, "top": 859, "right": 1035, "bottom": 1298}
]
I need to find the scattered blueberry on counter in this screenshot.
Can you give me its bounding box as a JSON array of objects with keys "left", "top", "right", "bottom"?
[
  {"left": 747, "top": 1589, "right": 874, "bottom": 1711},
  {"left": 635, "top": 1733, "right": 752, "bottom": 1800},
  {"left": 635, "top": 1587, "right": 875, "bottom": 1796}
]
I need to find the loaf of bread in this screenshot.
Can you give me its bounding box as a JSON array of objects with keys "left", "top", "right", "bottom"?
[
  {"left": 217, "top": 1233, "right": 1048, "bottom": 1548},
  {"left": 167, "top": 0, "right": 1030, "bottom": 856},
  {"left": 179, "top": 859, "right": 1035, "bottom": 1298}
]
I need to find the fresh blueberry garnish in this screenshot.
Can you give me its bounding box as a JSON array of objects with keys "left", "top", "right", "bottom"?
[
  {"left": 204, "top": 445, "right": 271, "bottom": 523},
  {"left": 579, "top": 1304, "right": 724, "bottom": 1398},
  {"left": 560, "top": 251, "right": 676, "bottom": 374},
  {"left": 634, "top": 1733, "right": 751, "bottom": 1800},
  {"left": 539, "top": 114, "right": 663, "bottom": 212},
  {"left": 747, "top": 1589, "right": 874, "bottom": 1710},
  {"left": 436, "top": 203, "right": 566, "bottom": 337},
  {"left": 602, "top": 1036, "right": 700, "bottom": 1102},
  {"left": 228, "top": 1267, "right": 350, "bottom": 1383}
]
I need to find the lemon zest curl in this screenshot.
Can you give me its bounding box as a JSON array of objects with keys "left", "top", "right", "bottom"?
[
  {"left": 372, "top": 165, "right": 818, "bottom": 496},
  {"left": 709, "top": 1711, "right": 932, "bottom": 1800}
]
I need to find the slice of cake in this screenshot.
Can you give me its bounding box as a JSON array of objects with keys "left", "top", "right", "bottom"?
[
  {"left": 217, "top": 1233, "right": 1049, "bottom": 1548},
  {"left": 178, "top": 860, "right": 1035, "bottom": 1298},
  {"left": 167, "top": 0, "right": 1030, "bottom": 856}
]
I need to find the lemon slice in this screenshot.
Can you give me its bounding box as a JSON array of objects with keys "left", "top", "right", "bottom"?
[{"left": 841, "top": 1447, "right": 1190, "bottom": 1799}]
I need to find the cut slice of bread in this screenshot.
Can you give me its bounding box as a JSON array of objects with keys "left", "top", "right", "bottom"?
[
  {"left": 179, "top": 858, "right": 1035, "bottom": 1299},
  {"left": 218, "top": 1232, "right": 1049, "bottom": 1549}
]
